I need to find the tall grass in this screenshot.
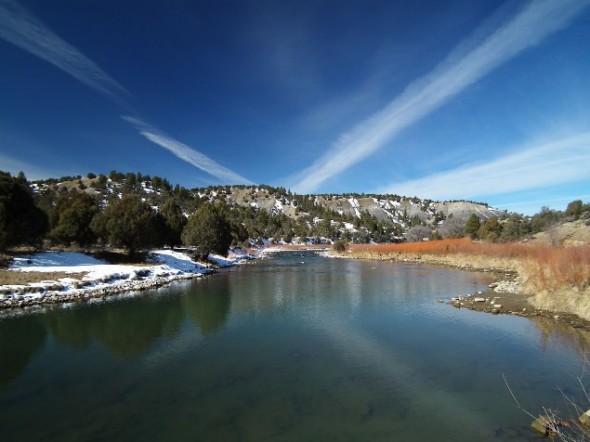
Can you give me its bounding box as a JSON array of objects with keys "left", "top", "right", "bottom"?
[
  {"left": 347, "top": 239, "right": 590, "bottom": 291},
  {"left": 522, "top": 245, "right": 590, "bottom": 291}
]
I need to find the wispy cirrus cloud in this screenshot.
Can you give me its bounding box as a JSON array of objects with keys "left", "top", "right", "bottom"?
[
  {"left": 123, "top": 117, "right": 253, "bottom": 185},
  {"left": 0, "top": 0, "right": 130, "bottom": 105},
  {"left": 291, "top": 0, "right": 590, "bottom": 193},
  {"left": 0, "top": 0, "right": 250, "bottom": 184},
  {"left": 376, "top": 132, "right": 590, "bottom": 201}
]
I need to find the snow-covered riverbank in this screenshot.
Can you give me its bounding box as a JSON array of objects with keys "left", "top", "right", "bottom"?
[{"left": 0, "top": 249, "right": 254, "bottom": 312}]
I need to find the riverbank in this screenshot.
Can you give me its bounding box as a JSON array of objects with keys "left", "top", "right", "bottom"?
[
  {"left": 0, "top": 248, "right": 255, "bottom": 314},
  {"left": 332, "top": 239, "right": 590, "bottom": 328}
]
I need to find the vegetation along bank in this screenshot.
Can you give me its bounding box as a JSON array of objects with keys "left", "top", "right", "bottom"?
[
  {"left": 1, "top": 170, "right": 589, "bottom": 321},
  {"left": 333, "top": 238, "right": 590, "bottom": 325}
]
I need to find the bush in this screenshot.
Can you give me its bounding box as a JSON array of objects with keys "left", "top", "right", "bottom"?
[{"left": 332, "top": 239, "right": 348, "bottom": 253}]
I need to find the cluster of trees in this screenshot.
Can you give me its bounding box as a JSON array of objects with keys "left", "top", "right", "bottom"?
[
  {"left": 2, "top": 170, "right": 589, "bottom": 254},
  {"left": 462, "top": 200, "right": 590, "bottom": 243},
  {"left": 0, "top": 171, "right": 48, "bottom": 251},
  {"left": 0, "top": 171, "right": 232, "bottom": 257}
]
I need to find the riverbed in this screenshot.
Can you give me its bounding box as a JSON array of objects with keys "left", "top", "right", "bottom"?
[{"left": 1, "top": 251, "right": 589, "bottom": 441}]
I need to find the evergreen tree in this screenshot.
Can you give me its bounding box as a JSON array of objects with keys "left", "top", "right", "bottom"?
[
  {"left": 181, "top": 203, "right": 232, "bottom": 258},
  {"left": 50, "top": 191, "right": 98, "bottom": 246},
  {"left": 478, "top": 217, "right": 502, "bottom": 242},
  {"left": 500, "top": 214, "right": 530, "bottom": 242},
  {"left": 0, "top": 171, "right": 48, "bottom": 250},
  {"left": 565, "top": 200, "right": 584, "bottom": 221},
  {"left": 530, "top": 206, "right": 561, "bottom": 234},
  {"left": 464, "top": 214, "right": 481, "bottom": 239},
  {"left": 158, "top": 197, "right": 186, "bottom": 247},
  {"left": 90, "top": 194, "right": 161, "bottom": 255}
]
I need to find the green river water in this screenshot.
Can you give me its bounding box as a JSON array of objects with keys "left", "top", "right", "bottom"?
[{"left": 1, "top": 251, "right": 589, "bottom": 441}]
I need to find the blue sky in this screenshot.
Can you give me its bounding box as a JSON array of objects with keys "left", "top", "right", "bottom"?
[{"left": 1, "top": 0, "right": 589, "bottom": 214}]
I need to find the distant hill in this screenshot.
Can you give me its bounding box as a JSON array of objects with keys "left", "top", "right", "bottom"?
[{"left": 28, "top": 171, "right": 506, "bottom": 245}]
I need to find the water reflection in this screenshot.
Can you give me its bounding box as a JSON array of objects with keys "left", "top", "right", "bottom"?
[
  {"left": 2, "top": 252, "right": 590, "bottom": 442},
  {"left": 43, "top": 307, "right": 96, "bottom": 351},
  {"left": 0, "top": 253, "right": 588, "bottom": 367},
  {"left": 90, "top": 298, "right": 183, "bottom": 358},
  {"left": 43, "top": 295, "right": 184, "bottom": 359},
  {"left": 0, "top": 316, "right": 46, "bottom": 386},
  {"left": 183, "top": 278, "right": 231, "bottom": 336},
  {"left": 531, "top": 316, "right": 590, "bottom": 354}
]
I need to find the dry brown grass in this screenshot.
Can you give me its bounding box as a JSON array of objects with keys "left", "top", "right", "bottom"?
[
  {"left": 265, "top": 244, "right": 331, "bottom": 251},
  {"left": 0, "top": 270, "right": 87, "bottom": 286},
  {"left": 346, "top": 239, "right": 590, "bottom": 314},
  {"left": 350, "top": 238, "right": 557, "bottom": 261},
  {"left": 520, "top": 245, "right": 590, "bottom": 291}
]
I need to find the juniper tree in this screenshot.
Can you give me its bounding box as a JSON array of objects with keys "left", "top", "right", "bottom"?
[
  {"left": 50, "top": 191, "right": 98, "bottom": 247},
  {"left": 0, "top": 171, "right": 48, "bottom": 251},
  {"left": 181, "top": 202, "right": 232, "bottom": 259},
  {"left": 464, "top": 214, "right": 481, "bottom": 239},
  {"left": 90, "top": 194, "right": 161, "bottom": 255}
]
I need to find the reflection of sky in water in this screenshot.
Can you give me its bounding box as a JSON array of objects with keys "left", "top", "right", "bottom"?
[{"left": 1, "top": 252, "right": 589, "bottom": 441}]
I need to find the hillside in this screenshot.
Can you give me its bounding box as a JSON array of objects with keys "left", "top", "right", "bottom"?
[{"left": 28, "top": 171, "right": 504, "bottom": 245}]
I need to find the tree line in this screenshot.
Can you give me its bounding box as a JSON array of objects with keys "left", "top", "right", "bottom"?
[
  {"left": 0, "top": 171, "right": 231, "bottom": 258},
  {"left": 1, "top": 170, "right": 588, "bottom": 256}
]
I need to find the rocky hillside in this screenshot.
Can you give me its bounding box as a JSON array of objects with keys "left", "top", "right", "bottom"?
[{"left": 30, "top": 172, "right": 503, "bottom": 240}]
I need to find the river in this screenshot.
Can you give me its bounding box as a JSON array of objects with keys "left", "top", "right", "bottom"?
[{"left": 1, "top": 251, "right": 589, "bottom": 441}]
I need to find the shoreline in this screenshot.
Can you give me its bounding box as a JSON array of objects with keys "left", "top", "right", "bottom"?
[
  {"left": 0, "top": 249, "right": 255, "bottom": 316},
  {"left": 3, "top": 246, "right": 590, "bottom": 331},
  {"left": 330, "top": 250, "right": 590, "bottom": 331},
  {"left": 0, "top": 272, "right": 203, "bottom": 319}
]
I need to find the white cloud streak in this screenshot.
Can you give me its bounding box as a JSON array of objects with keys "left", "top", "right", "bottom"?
[
  {"left": 0, "top": 0, "right": 130, "bottom": 105},
  {"left": 0, "top": 0, "right": 252, "bottom": 185},
  {"left": 123, "top": 117, "right": 253, "bottom": 185},
  {"left": 291, "top": 0, "right": 590, "bottom": 193},
  {"left": 376, "top": 132, "right": 590, "bottom": 201}
]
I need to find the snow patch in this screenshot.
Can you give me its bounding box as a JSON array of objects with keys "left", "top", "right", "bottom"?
[
  {"left": 10, "top": 251, "right": 104, "bottom": 269},
  {"left": 1, "top": 250, "right": 219, "bottom": 310}
]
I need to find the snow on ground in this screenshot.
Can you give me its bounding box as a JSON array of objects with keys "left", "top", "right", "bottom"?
[
  {"left": 150, "top": 249, "right": 210, "bottom": 272},
  {"left": 343, "top": 222, "right": 356, "bottom": 231},
  {"left": 208, "top": 254, "right": 234, "bottom": 267},
  {"left": 347, "top": 198, "right": 362, "bottom": 219},
  {"left": 0, "top": 249, "right": 252, "bottom": 310},
  {"left": 11, "top": 251, "right": 104, "bottom": 269}
]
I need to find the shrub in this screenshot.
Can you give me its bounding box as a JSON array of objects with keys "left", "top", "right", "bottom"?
[{"left": 332, "top": 239, "right": 348, "bottom": 253}]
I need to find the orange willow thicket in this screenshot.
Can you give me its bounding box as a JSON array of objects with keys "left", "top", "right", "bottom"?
[
  {"left": 521, "top": 244, "right": 590, "bottom": 290},
  {"left": 349, "top": 239, "right": 590, "bottom": 289},
  {"left": 351, "top": 238, "right": 535, "bottom": 259}
]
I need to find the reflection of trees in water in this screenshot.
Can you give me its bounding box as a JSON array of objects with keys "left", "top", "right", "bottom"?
[
  {"left": 44, "top": 308, "right": 95, "bottom": 351},
  {"left": 183, "top": 279, "right": 231, "bottom": 336},
  {"left": 44, "top": 296, "right": 183, "bottom": 359},
  {"left": 0, "top": 316, "right": 46, "bottom": 387},
  {"left": 90, "top": 298, "right": 184, "bottom": 358},
  {"left": 531, "top": 316, "right": 590, "bottom": 354}
]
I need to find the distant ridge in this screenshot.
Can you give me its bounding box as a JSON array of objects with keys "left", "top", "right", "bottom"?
[{"left": 29, "top": 171, "right": 506, "bottom": 244}]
